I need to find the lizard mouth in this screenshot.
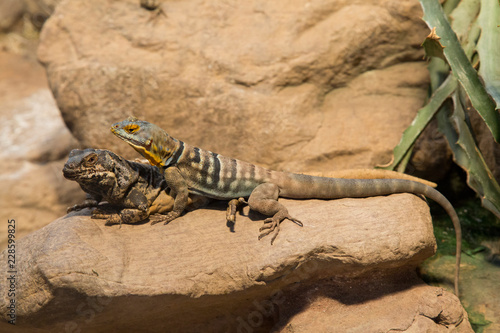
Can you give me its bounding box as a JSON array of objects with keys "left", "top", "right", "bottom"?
[
  {"left": 110, "top": 123, "right": 161, "bottom": 166},
  {"left": 62, "top": 168, "right": 79, "bottom": 179},
  {"left": 111, "top": 126, "right": 146, "bottom": 149},
  {"left": 62, "top": 168, "right": 108, "bottom": 180}
]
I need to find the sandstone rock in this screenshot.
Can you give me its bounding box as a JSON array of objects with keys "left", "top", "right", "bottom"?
[
  {"left": 0, "top": 0, "right": 24, "bottom": 31},
  {"left": 0, "top": 0, "right": 60, "bottom": 33},
  {"left": 0, "top": 51, "right": 83, "bottom": 251},
  {"left": 425, "top": 244, "right": 500, "bottom": 333},
  {"left": 24, "top": 0, "right": 61, "bottom": 30},
  {"left": 38, "top": 0, "right": 431, "bottom": 172},
  {"left": 275, "top": 281, "right": 472, "bottom": 333},
  {"left": 0, "top": 194, "right": 470, "bottom": 332},
  {"left": 407, "top": 119, "right": 453, "bottom": 182}
]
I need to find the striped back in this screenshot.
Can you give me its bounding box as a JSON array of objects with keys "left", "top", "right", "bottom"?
[{"left": 173, "top": 143, "right": 274, "bottom": 199}]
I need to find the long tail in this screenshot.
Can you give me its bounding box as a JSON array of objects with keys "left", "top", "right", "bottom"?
[{"left": 277, "top": 174, "right": 461, "bottom": 296}]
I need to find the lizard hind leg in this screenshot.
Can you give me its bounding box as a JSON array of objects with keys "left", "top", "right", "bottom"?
[{"left": 248, "top": 183, "right": 303, "bottom": 245}]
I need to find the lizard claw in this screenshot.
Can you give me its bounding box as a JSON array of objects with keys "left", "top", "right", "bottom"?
[
  {"left": 258, "top": 214, "right": 303, "bottom": 245},
  {"left": 151, "top": 211, "right": 180, "bottom": 225},
  {"left": 91, "top": 207, "right": 107, "bottom": 218},
  {"left": 67, "top": 205, "right": 77, "bottom": 213},
  {"left": 103, "top": 214, "right": 122, "bottom": 226},
  {"left": 258, "top": 217, "right": 279, "bottom": 244},
  {"left": 288, "top": 216, "right": 303, "bottom": 227}
]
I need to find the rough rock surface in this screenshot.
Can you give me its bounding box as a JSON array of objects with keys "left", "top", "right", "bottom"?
[
  {"left": 0, "top": 51, "right": 83, "bottom": 251},
  {"left": 0, "top": 0, "right": 24, "bottom": 31},
  {"left": 0, "top": 194, "right": 471, "bottom": 332},
  {"left": 408, "top": 119, "right": 454, "bottom": 182},
  {"left": 275, "top": 280, "right": 471, "bottom": 333},
  {"left": 38, "top": 0, "right": 432, "bottom": 172}
]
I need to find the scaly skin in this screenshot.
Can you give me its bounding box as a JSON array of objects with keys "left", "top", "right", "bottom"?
[
  {"left": 111, "top": 117, "right": 461, "bottom": 296},
  {"left": 63, "top": 148, "right": 208, "bottom": 225}
]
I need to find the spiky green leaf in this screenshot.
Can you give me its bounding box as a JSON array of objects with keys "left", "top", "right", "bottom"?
[
  {"left": 380, "top": 74, "right": 457, "bottom": 170},
  {"left": 422, "top": 27, "right": 447, "bottom": 61},
  {"left": 477, "top": 0, "right": 500, "bottom": 109},
  {"left": 437, "top": 90, "right": 500, "bottom": 218},
  {"left": 420, "top": 0, "right": 500, "bottom": 141}
]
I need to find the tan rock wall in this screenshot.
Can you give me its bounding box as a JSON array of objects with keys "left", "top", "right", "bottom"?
[
  {"left": 0, "top": 51, "right": 83, "bottom": 251},
  {"left": 38, "top": 0, "right": 430, "bottom": 172}
]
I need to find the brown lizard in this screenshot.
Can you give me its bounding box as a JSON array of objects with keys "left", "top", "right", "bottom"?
[
  {"left": 63, "top": 148, "right": 207, "bottom": 225},
  {"left": 111, "top": 117, "right": 461, "bottom": 295}
]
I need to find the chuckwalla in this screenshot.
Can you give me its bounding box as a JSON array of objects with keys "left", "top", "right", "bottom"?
[{"left": 63, "top": 148, "right": 206, "bottom": 225}]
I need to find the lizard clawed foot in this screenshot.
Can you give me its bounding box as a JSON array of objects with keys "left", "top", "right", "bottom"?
[
  {"left": 91, "top": 208, "right": 123, "bottom": 227},
  {"left": 258, "top": 214, "right": 303, "bottom": 245},
  {"left": 67, "top": 205, "right": 78, "bottom": 213},
  {"left": 151, "top": 211, "right": 180, "bottom": 225},
  {"left": 103, "top": 214, "right": 122, "bottom": 226},
  {"left": 67, "top": 200, "right": 99, "bottom": 214},
  {"left": 91, "top": 207, "right": 108, "bottom": 218},
  {"left": 67, "top": 204, "right": 93, "bottom": 213}
]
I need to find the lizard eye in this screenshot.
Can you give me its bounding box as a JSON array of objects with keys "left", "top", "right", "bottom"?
[
  {"left": 124, "top": 124, "right": 140, "bottom": 134},
  {"left": 85, "top": 154, "right": 98, "bottom": 166}
]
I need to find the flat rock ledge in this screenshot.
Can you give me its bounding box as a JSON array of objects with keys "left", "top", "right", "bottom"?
[{"left": 0, "top": 194, "right": 471, "bottom": 332}]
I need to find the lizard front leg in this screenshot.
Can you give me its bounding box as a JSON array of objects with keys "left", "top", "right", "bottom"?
[
  {"left": 248, "top": 183, "right": 303, "bottom": 244},
  {"left": 67, "top": 194, "right": 101, "bottom": 213},
  {"left": 151, "top": 166, "right": 189, "bottom": 225}
]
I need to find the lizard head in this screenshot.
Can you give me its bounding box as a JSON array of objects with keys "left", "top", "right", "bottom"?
[
  {"left": 63, "top": 148, "right": 115, "bottom": 182},
  {"left": 111, "top": 116, "right": 179, "bottom": 167},
  {"left": 64, "top": 148, "right": 141, "bottom": 201}
]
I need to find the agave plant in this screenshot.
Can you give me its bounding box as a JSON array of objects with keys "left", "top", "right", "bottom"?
[{"left": 382, "top": 0, "right": 500, "bottom": 218}]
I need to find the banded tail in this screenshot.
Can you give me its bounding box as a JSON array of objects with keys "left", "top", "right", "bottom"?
[{"left": 275, "top": 173, "right": 461, "bottom": 296}]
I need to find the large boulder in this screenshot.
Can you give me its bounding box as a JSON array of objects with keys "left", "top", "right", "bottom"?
[
  {"left": 0, "top": 194, "right": 471, "bottom": 332},
  {"left": 0, "top": 51, "right": 82, "bottom": 251},
  {"left": 38, "top": 0, "right": 432, "bottom": 172}
]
